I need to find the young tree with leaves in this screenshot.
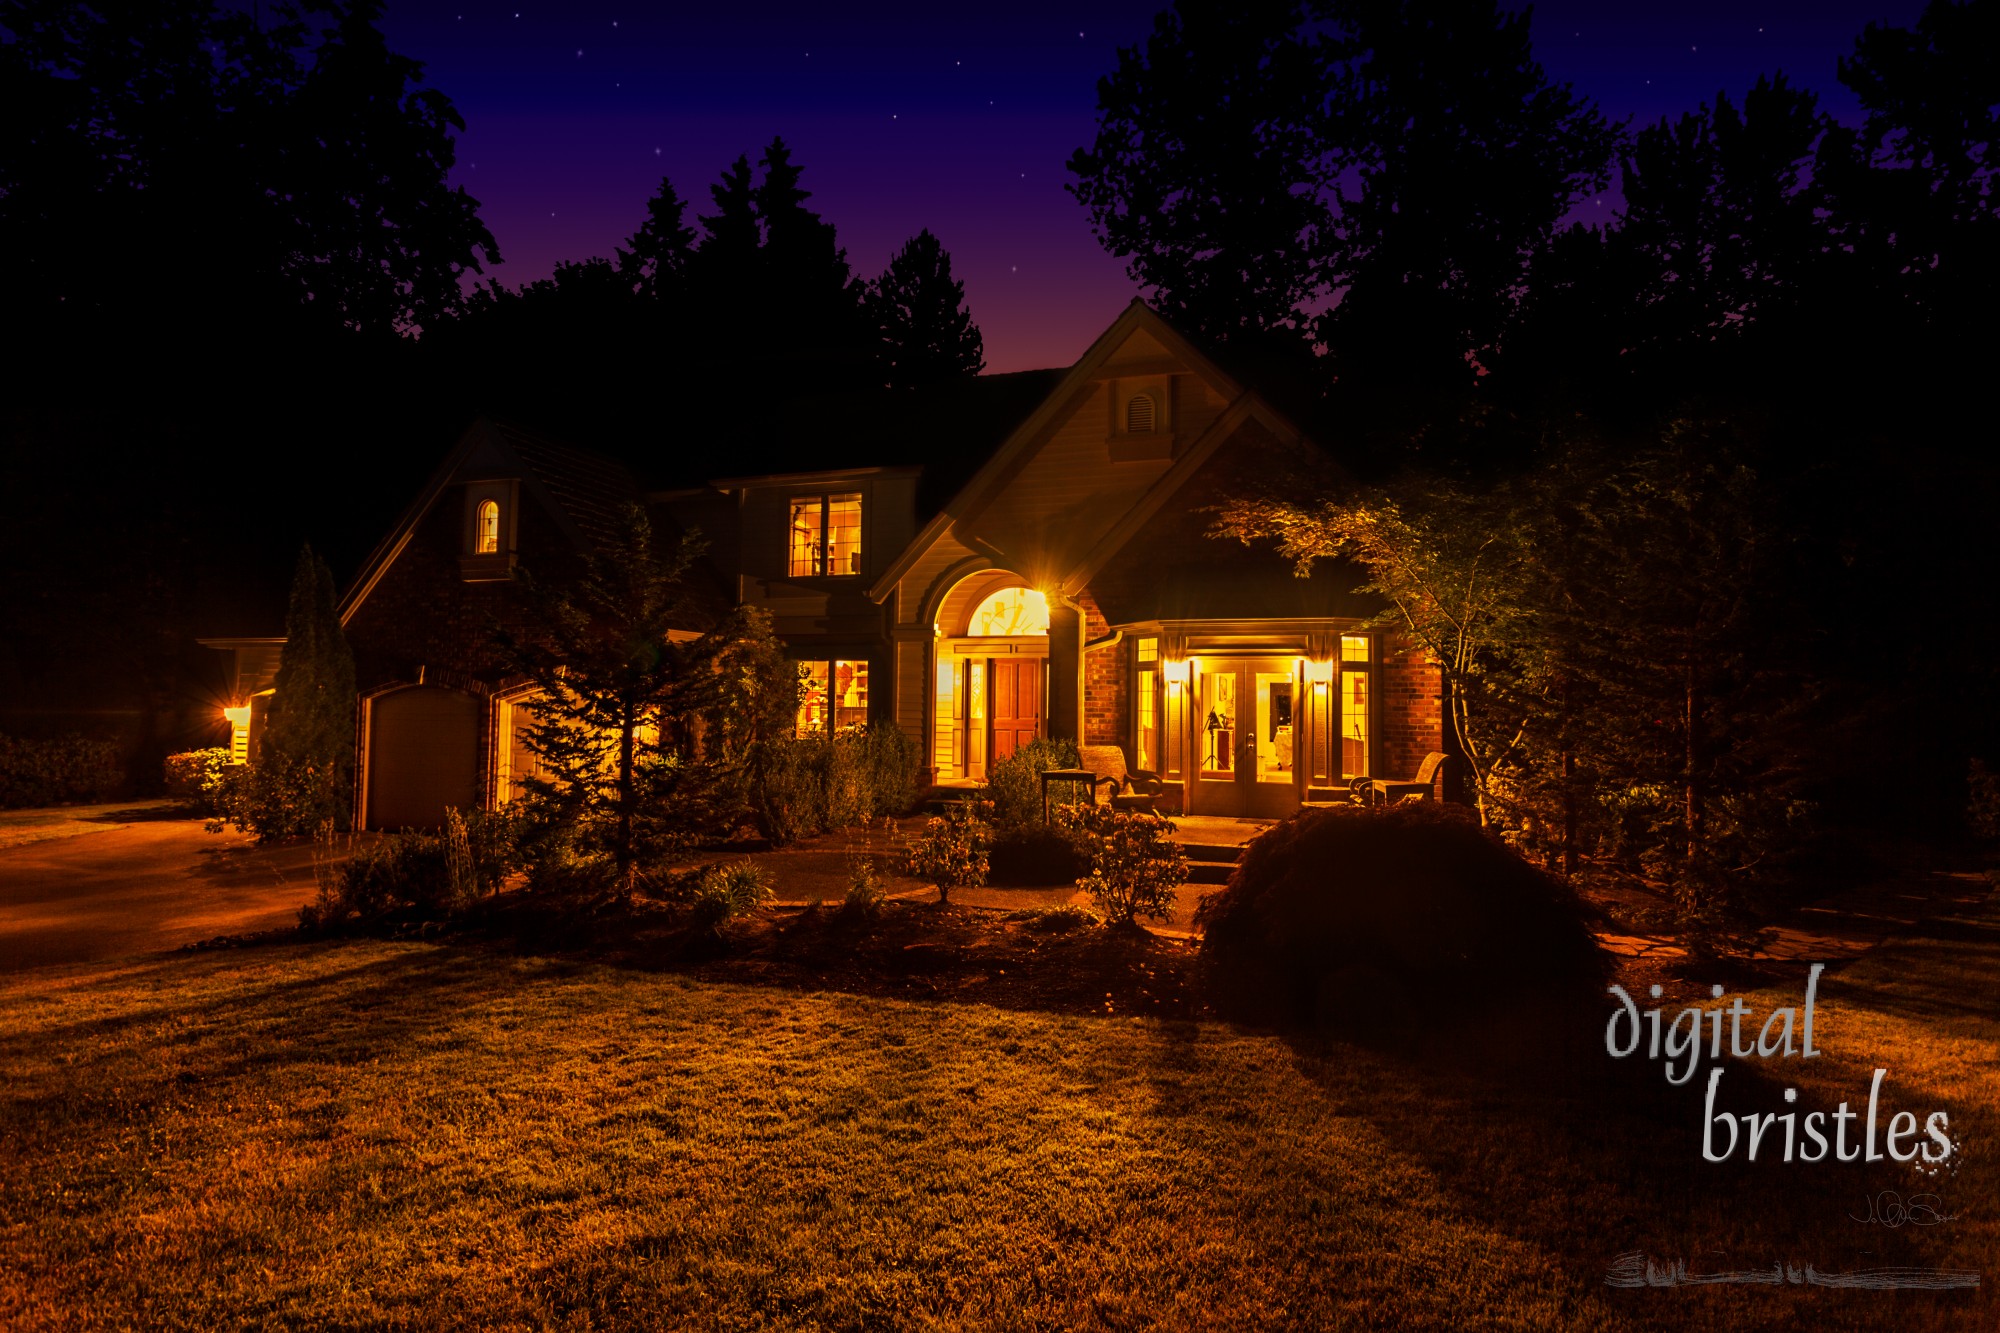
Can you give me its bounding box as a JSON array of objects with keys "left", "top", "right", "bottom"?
[{"left": 867, "top": 229, "right": 986, "bottom": 387}]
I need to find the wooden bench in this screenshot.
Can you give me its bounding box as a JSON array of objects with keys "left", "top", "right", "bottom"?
[{"left": 1077, "top": 744, "right": 1168, "bottom": 813}]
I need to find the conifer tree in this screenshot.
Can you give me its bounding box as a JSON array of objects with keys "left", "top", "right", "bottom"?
[
  {"left": 868, "top": 229, "right": 986, "bottom": 387},
  {"left": 257, "top": 545, "right": 357, "bottom": 834}
]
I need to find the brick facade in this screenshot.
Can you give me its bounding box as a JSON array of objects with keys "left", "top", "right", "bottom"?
[
  {"left": 1078, "top": 589, "right": 1127, "bottom": 749},
  {"left": 1379, "top": 636, "right": 1446, "bottom": 794}
]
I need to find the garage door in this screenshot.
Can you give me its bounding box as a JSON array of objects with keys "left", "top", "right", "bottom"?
[{"left": 366, "top": 686, "right": 481, "bottom": 830}]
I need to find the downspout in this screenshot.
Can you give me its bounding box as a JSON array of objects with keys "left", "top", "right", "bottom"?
[
  {"left": 1053, "top": 592, "right": 1092, "bottom": 747},
  {"left": 1085, "top": 629, "right": 1124, "bottom": 654}
]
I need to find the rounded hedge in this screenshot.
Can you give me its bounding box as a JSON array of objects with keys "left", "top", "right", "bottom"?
[{"left": 1194, "top": 802, "right": 1606, "bottom": 1032}]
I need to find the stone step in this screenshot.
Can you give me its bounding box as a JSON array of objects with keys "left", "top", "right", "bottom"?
[
  {"left": 1177, "top": 841, "right": 1247, "bottom": 863},
  {"left": 1184, "top": 860, "right": 1237, "bottom": 885}
]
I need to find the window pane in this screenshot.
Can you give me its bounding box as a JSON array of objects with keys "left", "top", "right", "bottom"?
[
  {"left": 1341, "top": 634, "right": 1370, "bottom": 662},
  {"left": 967, "top": 587, "right": 1049, "bottom": 636},
  {"left": 1256, "top": 672, "right": 1294, "bottom": 782},
  {"left": 827, "top": 493, "right": 863, "bottom": 576},
  {"left": 1341, "top": 671, "right": 1370, "bottom": 778},
  {"left": 833, "top": 660, "right": 869, "bottom": 732},
  {"left": 795, "top": 661, "right": 829, "bottom": 736},
  {"left": 476, "top": 499, "right": 500, "bottom": 554},
  {"left": 1136, "top": 636, "right": 1158, "bottom": 664},
  {"left": 789, "top": 498, "right": 824, "bottom": 577},
  {"left": 1136, "top": 668, "right": 1157, "bottom": 771},
  {"left": 1199, "top": 669, "right": 1237, "bottom": 777}
]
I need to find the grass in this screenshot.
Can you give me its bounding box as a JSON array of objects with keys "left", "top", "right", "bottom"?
[{"left": 0, "top": 892, "right": 1994, "bottom": 1330}]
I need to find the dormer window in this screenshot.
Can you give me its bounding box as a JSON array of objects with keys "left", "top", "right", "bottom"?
[
  {"left": 475, "top": 499, "right": 501, "bottom": 554},
  {"left": 788, "top": 492, "right": 863, "bottom": 577},
  {"left": 1126, "top": 391, "right": 1159, "bottom": 434}
]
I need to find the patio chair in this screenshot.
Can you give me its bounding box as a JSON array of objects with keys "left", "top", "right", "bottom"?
[
  {"left": 1353, "top": 751, "right": 1448, "bottom": 807},
  {"left": 1076, "top": 744, "right": 1168, "bottom": 813}
]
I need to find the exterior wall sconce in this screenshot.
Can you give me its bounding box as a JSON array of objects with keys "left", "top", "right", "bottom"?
[
  {"left": 1162, "top": 658, "right": 1191, "bottom": 686},
  {"left": 1306, "top": 658, "right": 1335, "bottom": 685},
  {"left": 223, "top": 703, "right": 253, "bottom": 765}
]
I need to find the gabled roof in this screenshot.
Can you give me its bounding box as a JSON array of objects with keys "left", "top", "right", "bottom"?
[
  {"left": 337, "top": 418, "right": 641, "bottom": 623},
  {"left": 865, "top": 299, "right": 1326, "bottom": 604}
]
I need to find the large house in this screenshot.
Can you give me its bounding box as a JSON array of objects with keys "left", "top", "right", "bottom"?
[{"left": 204, "top": 302, "right": 1445, "bottom": 829}]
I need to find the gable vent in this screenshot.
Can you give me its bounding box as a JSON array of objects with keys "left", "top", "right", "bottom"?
[{"left": 1126, "top": 393, "right": 1157, "bottom": 435}]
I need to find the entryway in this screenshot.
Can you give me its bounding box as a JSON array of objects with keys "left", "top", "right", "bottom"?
[{"left": 1188, "top": 656, "right": 1299, "bottom": 818}]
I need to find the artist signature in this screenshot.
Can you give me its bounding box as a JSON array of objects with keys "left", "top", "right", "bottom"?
[{"left": 1852, "top": 1191, "right": 1958, "bottom": 1228}]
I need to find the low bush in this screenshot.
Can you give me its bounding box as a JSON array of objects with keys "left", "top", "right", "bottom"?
[
  {"left": 1009, "top": 904, "right": 1101, "bottom": 933},
  {"left": 1056, "top": 804, "right": 1187, "bottom": 926},
  {"left": 983, "top": 736, "right": 1081, "bottom": 829},
  {"left": 987, "top": 821, "right": 1090, "bottom": 885},
  {"left": 1194, "top": 802, "right": 1606, "bottom": 1033},
  {"left": 0, "top": 733, "right": 123, "bottom": 809},
  {"left": 300, "top": 808, "right": 519, "bottom": 930},
  {"left": 163, "top": 749, "right": 232, "bottom": 815},
  {"left": 905, "top": 799, "right": 991, "bottom": 904},
  {"left": 689, "top": 860, "right": 770, "bottom": 931},
  {"left": 752, "top": 725, "right": 923, "bottom": 845}
]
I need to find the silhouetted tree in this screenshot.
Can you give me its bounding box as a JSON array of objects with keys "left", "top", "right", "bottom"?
[
  {"left": 616, "top": 176, "right": 699, "bottom": 300},
  {"left": 0, "top": 0, "right": 497, "bottom": 365},
  {"left": 1071, "top": 0, "right": 1617, "bottom": 398},
  {"left": 868, "top": 229, "right": 986, "bottom": 388}
]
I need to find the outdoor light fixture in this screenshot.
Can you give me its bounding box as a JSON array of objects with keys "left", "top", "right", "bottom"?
[
  {"left": 1162, "top": 658, "right": 1191, "bottom": 686},
  {"left": 222, "top": 704, "right": 251, "bottom": 727},
  {"left": 1307, "top": 658, "right": 1335, "bottom": 684}
]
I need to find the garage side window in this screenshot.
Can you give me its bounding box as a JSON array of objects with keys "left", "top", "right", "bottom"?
[{"left": 476, "top": 499, "right": 501, "bottom": 554}]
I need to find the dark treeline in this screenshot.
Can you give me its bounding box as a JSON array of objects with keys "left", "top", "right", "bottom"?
[
  {"left": 1072, "top": 0, "right": 2000, "bottom": 864},
  {"left": 0, "top": 0, "right": 982, "bottom": 772}
]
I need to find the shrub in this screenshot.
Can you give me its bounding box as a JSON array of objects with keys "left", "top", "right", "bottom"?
[
  {"left": 1194, "top": 803, "right": 1605, "bottom": 1032},
  {"left": 839, "top": 817, "right": 897, "bottom": 921},
  {"left": 1056, "top": 804, "right": 1188, "bottom": 926},
  {"left": 983, "top": 736, "right": 1081, "bottom": 828},
  {"left": 299, "top": 807, "right": 520, "bottom": 930},
  {"left": 1969, "top": 758, "right": 2000, "bottom": 840},
  {"left": 752, "top": 724, "right": 924, "bottom": 845},
  {"left": 0, "top": 732, "right": 123, "bottom": 809},
  {"left": 1010, "top": 904, "right": 1101, "bottom": 933},
  {"left": 689, "top": 860, "right": 770, "bottom": 931},
  {"left": 988, "top": 820, "right": 1091, "bottom": 885},
  {"left": 164, "top": 748, "right": 232, "bottom": 814},
  {"left": 905, "top": 798, "right": 991, "bottom": 904}
]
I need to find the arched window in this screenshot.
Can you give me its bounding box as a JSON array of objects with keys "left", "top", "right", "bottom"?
[
  {"left": 967, "top": 587, "right": 1049, "bottom": 636},
  {"left": 1125, "top": 392, "right": 1158, "bottom": 435},
  {"left": 476, "top": 499, "right": 500, "bottom": 554}
]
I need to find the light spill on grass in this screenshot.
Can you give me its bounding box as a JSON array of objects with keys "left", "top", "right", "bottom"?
[{"left": 0, "top": 895, "right": 1995, "bottom": 1332}]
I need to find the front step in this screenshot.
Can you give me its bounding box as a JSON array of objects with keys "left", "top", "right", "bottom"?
[{"left": 1178, "top": 840, "right": 1244, "bottom": 886}]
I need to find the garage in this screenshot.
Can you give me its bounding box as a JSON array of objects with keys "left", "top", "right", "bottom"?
[{"left": 364, "top": 685, "right": 481, "bottom": 830}]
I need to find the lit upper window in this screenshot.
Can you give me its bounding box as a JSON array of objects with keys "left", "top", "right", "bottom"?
[
  {"left": 967, "top": 587, "right": 1049, "bottom": 636},
  {"left": 476, "top": 499, "right": 501, "bottom": 554},
  {"left": 789, "top": 493, "right": 863, "bottom": 577}
]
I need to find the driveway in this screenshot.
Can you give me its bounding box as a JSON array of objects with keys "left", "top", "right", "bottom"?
[{"left": 0, "top": 803, "right": 323, "bottom": 972}]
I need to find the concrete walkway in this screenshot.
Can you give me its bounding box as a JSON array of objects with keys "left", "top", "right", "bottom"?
[{"left": 0, "top": 806, "right": 323, "bottom": 972}]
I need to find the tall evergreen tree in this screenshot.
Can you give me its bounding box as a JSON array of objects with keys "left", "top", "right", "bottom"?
[
  {"left": 868, "top": 229, "right": 986, "bottom": 388},
  {"left": 616, "top": 175, "right": 699, "bottom": 300},
  {"left": 259, "top": 545, "right": 357, "bottom": 833}
]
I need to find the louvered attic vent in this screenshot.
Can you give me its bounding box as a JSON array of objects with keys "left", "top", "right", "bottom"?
[{"left": 1126, "top": 393, "right": 1156, "bottom": 434}]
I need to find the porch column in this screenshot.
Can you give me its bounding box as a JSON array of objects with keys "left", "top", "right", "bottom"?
[{"left": 1047, "top": 596, "right": 1085, "bottom": 745}]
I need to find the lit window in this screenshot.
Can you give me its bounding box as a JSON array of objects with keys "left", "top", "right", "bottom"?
[
  {"left": 1341, "top": 670, "right": 1370, "bottom": 779},
  {"left": 1341, "top": 634, "right": 1370, "bottom": 662},
  {"left": 1136, "top": 636, "right": 1158, "bottom": 664},
  {"left": 833, "top": 660, "right": 869, "bottom": 731},
  {"left": 795, "top": 659, "right": 870, "bottom": 736},
  {"left": 789, "top": 493, "right": 864, "bottom": 577},
  {"left": 795, "top": 662, "right": 830, "bottom": 736},
  {"left": 476, "top": 499, "right": 501, "bottom": 554},
  {"left": 967, "top": 587, "right": 1049, "bottom": 636}
]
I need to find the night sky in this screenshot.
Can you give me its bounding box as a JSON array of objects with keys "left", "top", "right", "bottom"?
[{"left": 381, "top": 0, "right": 1928, "bottom": 373}]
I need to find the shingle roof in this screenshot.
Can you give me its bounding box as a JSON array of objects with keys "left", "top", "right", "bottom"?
[{"left": 488, "top": 420, "right": 644, "bottom": 549}]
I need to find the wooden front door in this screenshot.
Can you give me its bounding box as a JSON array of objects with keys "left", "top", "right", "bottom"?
[
  {"left": 990, "top": 658, "right": 1043, "bottom": 762},
  {"left": 1188, "top": 657, "right": 1300, "bottom": 819}
]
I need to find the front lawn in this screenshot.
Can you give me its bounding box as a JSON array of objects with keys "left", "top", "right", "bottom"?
[{"left": 0, "top": 893, "right": 1994, "bottom": 1330}]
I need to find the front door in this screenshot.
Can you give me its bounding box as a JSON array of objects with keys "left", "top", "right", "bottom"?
[
  {"left": 990, "top": 658, "right": 1043, "bottom": 762},
  {"left": 1189, "top": 657, "right": 1299, "bottom": 818}
]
